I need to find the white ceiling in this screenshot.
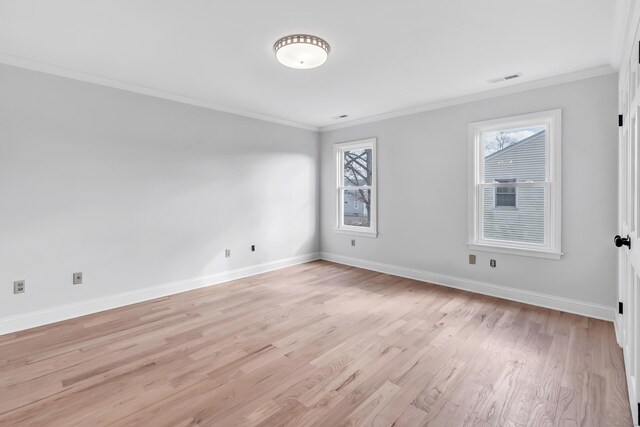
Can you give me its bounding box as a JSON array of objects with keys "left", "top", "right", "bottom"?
[{"left": 0, "top": 0, "right": 621, "bottom": 129}]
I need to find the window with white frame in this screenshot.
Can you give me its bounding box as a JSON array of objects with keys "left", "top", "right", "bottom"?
[
  {"left": 335, "top": 138, "right": 377, "bottom": 236},
  {"left": 468, "top": 109, "right": 562, "bottom": 259}
]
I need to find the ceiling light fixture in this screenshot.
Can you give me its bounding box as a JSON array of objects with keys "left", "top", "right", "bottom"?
[{"left": 273, "top": 34, "right": 330, "bottom": 69}]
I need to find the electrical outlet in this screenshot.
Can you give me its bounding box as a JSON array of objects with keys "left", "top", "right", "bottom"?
[
  {"left": 490, "top": 259, "right": 497, "bottom": 268},
  {"left": 225, "top": 249, "right": 231, "bottom": 258},
  {"left": 13, "top": 280, "right": 25, "bottom": 294},
  {"left": 251, "top": 245, "right": 255, "bottom": 252},
  {"left": 73, "top": 272, "right": 83, "bottom": 285},
  {"left": 351, "top": 239, "right": 356, "bottom": 247},
  {"left": 469, "top": 254, "right": 476, "bottom": 265}
]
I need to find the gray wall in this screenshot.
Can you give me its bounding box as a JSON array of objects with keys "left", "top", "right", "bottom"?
[
  {"left": 320, "top": 74, "right": 618, "bottom": 307},
  {"left": 0, "top": 64, "right": 319, "bottom": 318},
  {"left": 0, "top": 64, "right": 619, "bottom": 321}
]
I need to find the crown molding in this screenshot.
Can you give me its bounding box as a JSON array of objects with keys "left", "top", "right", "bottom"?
[
  {"left": 319, "top": 65, "right": 617, "bottom": 132},
  {"left": 0, "top": 53, "right": 617, "bottom": 135},
  {"left": 0, "top": 53, "right": 320, "bottom": 132}
]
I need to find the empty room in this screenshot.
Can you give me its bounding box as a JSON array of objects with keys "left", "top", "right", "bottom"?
[{"left": 1, "top": 1, "right": 639, "bottom": 426}]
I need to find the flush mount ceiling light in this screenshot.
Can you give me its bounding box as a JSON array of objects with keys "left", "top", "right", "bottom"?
[{"left": 273, "top": 34, "right": 330, "bottom": 69}]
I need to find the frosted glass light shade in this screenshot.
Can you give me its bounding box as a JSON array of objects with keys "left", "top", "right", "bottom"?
[{"left": 273, "top": 34, "right": 330, "bottom": 69}]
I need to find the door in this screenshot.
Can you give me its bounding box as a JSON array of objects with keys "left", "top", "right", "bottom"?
[{"left": 618, "top": 32, "right": 640, "bottom": 427}]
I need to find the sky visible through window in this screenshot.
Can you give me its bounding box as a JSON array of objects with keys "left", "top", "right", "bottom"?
[{"left": 483, "top": 125, "right": 545, "bottom": 157}]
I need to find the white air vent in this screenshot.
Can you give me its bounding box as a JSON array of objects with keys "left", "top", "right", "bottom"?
[{"left": 487, "top": 73, "right": 522, "bottom": 84}]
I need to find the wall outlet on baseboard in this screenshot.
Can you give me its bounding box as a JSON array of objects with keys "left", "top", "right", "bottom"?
[
  {"left": 490, "top": 259, "right": 497, "bottom": 268},
  {"left": 351, "top": 239, "right": 356, "bottom": 247},
  {"left": 225, "top": 249, "right": 231, "bottom": 258},
  {"left": 73, "top": 272, "right": 83, "bottom": 285},
  {"left": 469, "top": 254, "right": 476, "bottom": 265},
  {"left": 13, "top": 280, "right": 25, "bottom": 294},
  {"left": 251, "top": 245, "right": 255, "bottom": 252}
]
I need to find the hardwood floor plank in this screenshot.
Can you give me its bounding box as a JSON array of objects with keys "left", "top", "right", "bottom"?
[{"left": 0, "top": 260, "right": 632, "bottom": 426}]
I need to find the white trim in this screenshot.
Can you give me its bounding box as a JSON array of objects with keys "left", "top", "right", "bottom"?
[
  {"left": 614, "top": 315, "right": 622, "bottom": 347},
  {"left": 611, "top": 0, "right": 633, "bottom": 69},
  {"left": 320, "top": 252, "right": 614, "bottom": 321},
  {"left": 320, "top": 65, "right": 615, "bottom": 132},
  {"left": 467, "top": 243, "right": 562, "bottom": 260},
  {"left": 335, "top": 138, "right": 378, "bottom": 237},
  {"left": 0, "top": 253, "right": 320, "bottom": 336},
  {"left": 0, "top": 54, "right": 615, "bottom": 134},
  {"left": 468, "top": 109, "right": 562, "bottom": 259},
  {"left": 0, "top": 53, "right": 319, "bottom": 132},
  {"left": 333, "top": 228, "right": 378, "bottom": 238},
  {"left": 615, "top": 0, "right": 640, "bottom": 73},
  {"left": 617, "top": 6, "right": 640, "bottom": 422}
]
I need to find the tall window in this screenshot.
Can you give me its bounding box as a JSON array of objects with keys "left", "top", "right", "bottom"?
[
  {"left": 468, "top": 110, "right": 561, "bottom": 259},
  {"left": 335, "top": 138, "right": 377, "bottom": 236}
]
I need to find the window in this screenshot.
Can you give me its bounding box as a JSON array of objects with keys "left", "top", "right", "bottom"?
[
  {"left": 495, "top": 179, "right": 516, "bottom": 208},
  {"left": 335, "top": 138, "right": 377, "bottom": 236},
  {"left": 468, "top": 110, "right": 561, "bottom": 259}
]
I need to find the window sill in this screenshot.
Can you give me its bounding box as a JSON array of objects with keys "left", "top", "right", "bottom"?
[
  {"left": 334, "top": 228, "right": 378, "bottom": 238},
  {"left": 467, "top": 242, "right": 562, "bottom": 260}
]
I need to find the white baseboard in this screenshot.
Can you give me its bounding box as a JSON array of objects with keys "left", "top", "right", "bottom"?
[
  {"left": 320, "top": 252, "right": 615, "bottom": 321},
  {"left": 614, "top": 316, "right": 637, "bottom": 426},
  {"left": 614, "top": 315, "right": 622, "bottom": 346},
  {"left": 0, "top": 253, "right": 320, "bottom": 336},
  {"left": 1, "top": 251, "right": 614, "bottom": 336}
]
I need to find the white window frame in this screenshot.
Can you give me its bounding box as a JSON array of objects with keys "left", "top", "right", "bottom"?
[
  {"left": 335, "top": 138, "right": 377, "bottom": 237},
  {"left": 468, "top": 109, "right": 562, "bottom": 259}
]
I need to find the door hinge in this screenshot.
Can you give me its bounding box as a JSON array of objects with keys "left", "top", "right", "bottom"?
[
  {"left": 619, "top": 114, "right": 624, "bottom": 127},
  {"left": 619, "top": 302, "right": 624, "bottom": 315}
]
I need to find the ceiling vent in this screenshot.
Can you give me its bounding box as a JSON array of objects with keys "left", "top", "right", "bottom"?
[{"left": 487, "top": 73, "right": 522, "bottom": 84}]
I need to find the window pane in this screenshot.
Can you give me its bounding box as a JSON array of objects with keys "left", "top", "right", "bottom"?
[
  {"left": 343, "top": 148, "right": 373, "bottom": 187},
  {"left": 483, "top": 186, "right": 545, "bottom": 244},
  {"left": 343, "top": 189, "right": 371, "bottom": 227},
  {"left": 495, "top": 179, "right": 516, "bottom": 208},
  {"left": 495, "top": 192, "right": 516, "bottom": 207},
  {"left": 482, "top": 125, "right": 547, "bottom": 183}
]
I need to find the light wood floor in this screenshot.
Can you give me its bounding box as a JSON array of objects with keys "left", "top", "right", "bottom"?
[{"left": 0, "top": 261, "right": 632, "bottom": 426}]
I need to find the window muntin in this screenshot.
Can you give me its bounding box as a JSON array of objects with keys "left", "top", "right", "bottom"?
[
  {"left": 335, "top": 138, "right": 377, "bottom": 236},
  {"left": 469, "top": 110, "right": 561, "bottom": 258}
]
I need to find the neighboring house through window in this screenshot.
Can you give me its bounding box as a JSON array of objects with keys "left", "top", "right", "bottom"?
[
  {"left": 495, "top": 179, "right": 516, "bottom": 208},
  {"left": 468, "top": 110, "right": 562, "bottom": 259},
  {"left": 335, "top": 138, "right": 377, "bottom": 236}
]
